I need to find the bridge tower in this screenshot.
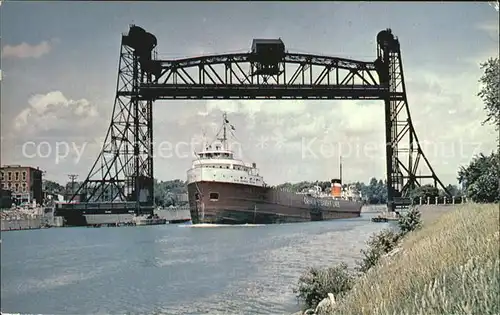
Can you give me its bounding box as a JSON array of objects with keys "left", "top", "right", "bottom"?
[
  {"left": 70, "top": 25, "right": 159, "bottom": 213},
  {"left": 375, "top": 29, "right": 448, "bottom": 211}
]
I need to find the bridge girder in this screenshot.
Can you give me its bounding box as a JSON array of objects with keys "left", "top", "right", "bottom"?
[{"left": 138, "top": 53, "right": 386, "bottom": 100}]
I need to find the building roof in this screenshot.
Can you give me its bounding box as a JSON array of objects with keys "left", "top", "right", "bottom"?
[
  {"left": 0, "top": 164, "right": 43, "bottom": 172},
  {"left": 1, "top": 165, "right": 42, "bottom": 171}
]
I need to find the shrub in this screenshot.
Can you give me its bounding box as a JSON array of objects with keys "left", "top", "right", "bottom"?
[
  {"left": 294, "top": 206, "right": 424, "bottom": 310},
  {"left": 295, "top": 262, "right": 355, "bottom": 309},
  {"left": 398, "top": 206, "right": 422, "bottom": 236},
  {"left": 355, "top": 229, "right": 401, "bottom": 274}
]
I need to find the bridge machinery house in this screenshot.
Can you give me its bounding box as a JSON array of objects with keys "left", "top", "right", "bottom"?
[{"left": 0, "top": 165, "right": 43, "bottom": 205}]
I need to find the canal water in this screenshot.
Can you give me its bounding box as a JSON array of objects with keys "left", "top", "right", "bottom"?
[{"left": 1, "top": 206, "right": 387, "bottom": 315}]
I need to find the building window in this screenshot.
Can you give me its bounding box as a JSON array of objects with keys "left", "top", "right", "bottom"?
[
  {"left": 22, "top": 183, "right": 27, "bottom": 192},
  {"left": 15, "top": 183, "right": 19, "bottom": 192},
  {"left": 8, "top": 172, "right": 11, "bottom": 181},
  {"left": 0, "top": 171, "right": 3, "bottom": 181},
  {"left": 15, "top": 172, "right": 19, "bottom": 181},
  {"left": 195, "top": 193, "right": 200, "bottom": 200},
  {"left": 22, "top": 171, "right": 27, "bottom": 181},
  {"left": 209, "top": 192, "right": 219, "bottom": 201}
]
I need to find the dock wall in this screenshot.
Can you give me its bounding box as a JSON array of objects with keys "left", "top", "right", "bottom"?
[
  {"left": 84, "top": 207, "right": 191, "bottom": 225},
  {"left": 1, "top": 217, "right": 42, "bottom": 231}
]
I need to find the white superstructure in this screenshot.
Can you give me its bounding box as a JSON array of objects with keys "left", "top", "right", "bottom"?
[
  {"left": 186, "top": 113, "right": 265, "bottom": 188},
  {"left": 342, "top": 184, "right": 362, "bottom": 201}
]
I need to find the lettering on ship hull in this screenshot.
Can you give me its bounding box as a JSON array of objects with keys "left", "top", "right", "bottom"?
[{"left": 303, "top": 196, "right": 340, "bottom": 208}]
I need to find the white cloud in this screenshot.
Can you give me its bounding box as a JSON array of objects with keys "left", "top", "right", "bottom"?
[
  {"left": 476, "top": 19, "right": 499, "bottom": 33},
  {"left": 204, "top": 99, "right": 307, "bottom": 116},
  {"left": 13, "top": 91, "right": 99, "bottom": 135},
  {"left": 0, "top": 91, "right": 109, "bottom": 183},
  {"left": 202, "top": 99, "right": 382, "bottom": 140},
  {"left": 2, "top": 40, "right": 54, "bottom": 59}
]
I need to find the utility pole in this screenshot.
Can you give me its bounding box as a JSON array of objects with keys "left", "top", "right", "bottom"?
[{"left": 68, "top": 174, "right": 78, "bottom": 197}]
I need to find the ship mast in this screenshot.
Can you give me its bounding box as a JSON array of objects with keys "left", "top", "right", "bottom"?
[
  {"left": 201, "top": 128, "right": 207, "bottom": 150},
  {"left": 339, "top": 155, "right": 343, "bottom": 184},
  {"left": 217, "top": 112, "right": 229, "bottom": 150}
]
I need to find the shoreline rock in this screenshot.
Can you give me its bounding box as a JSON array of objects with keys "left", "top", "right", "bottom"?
[{"left": 293, "top": 292, "right": 337, "bottom": 315}]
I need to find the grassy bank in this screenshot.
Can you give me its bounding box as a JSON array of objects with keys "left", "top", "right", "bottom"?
[{"left": 329, "top": 203, "right": 499, "bottom": 315}]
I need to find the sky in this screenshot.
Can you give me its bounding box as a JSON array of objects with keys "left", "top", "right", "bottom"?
[{"left": 1, "top": 2, "right": 499, "bottom": 186}]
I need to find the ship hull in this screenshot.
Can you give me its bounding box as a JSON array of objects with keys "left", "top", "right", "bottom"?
[{"left": 187, "top": 181, "right": 362, "bottom": 225}]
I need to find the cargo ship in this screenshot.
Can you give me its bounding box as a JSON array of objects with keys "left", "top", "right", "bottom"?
[{"left": 186, "top": 113, "right": 363, "bottom": 224}]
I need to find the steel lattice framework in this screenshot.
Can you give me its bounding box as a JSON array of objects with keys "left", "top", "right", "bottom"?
[
  {"left": 140, "top": 53, "right": 387, "bottom": 99},
  {"left": 70, "top": 25, "right": 449, "bottom": 212},
  {"left": 72, "top": 27, "right": 155, "bottom": 211}
]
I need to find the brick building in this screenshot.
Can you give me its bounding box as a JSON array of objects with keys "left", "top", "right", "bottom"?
[{"left": 0, "top": 165, "right": 43, "bottom": 205}]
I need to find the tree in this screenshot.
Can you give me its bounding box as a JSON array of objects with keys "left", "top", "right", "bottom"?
[
  {"left": 409, "top": 184, "right": 439, "bottom": 202},
  {"left": 65, "top": 181, "right": 84, "bottom": 195},
  {"left": 377, "top": 179, "right": 388, "bottom": 203},
  {"left": 455, "top": 57, "right": 500, "bottom": 204},
  {"left": 154, "top": 179, "right": 187, "bottom": 206},
  {"left": 478, "top": 57, "right": 500, "bottom": 133},
  {"left": 458, "top": 152, "right": 499, "bottom": 203},
  {"left": 362, "top": 177, "right": 387, "bottom": 204},
  {"left": 440, "top": 184, "right": 462, "bottom": 197},
  {"left": 43, "top": 180, "right": 65, "bottom": 193}
]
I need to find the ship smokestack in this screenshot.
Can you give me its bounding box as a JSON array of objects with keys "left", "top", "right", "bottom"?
[{"left": 331, "top": 179, "right": 342, "bottom": 198}]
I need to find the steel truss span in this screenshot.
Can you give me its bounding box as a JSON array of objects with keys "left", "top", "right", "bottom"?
[
  {"left": 70, "top": 25, "right": 450, "bottom": 212},
  {"left": 140, "top": 53, "right": 391, "bottom": 100}
]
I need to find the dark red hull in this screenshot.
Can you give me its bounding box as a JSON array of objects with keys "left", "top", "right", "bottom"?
[{"left": 187, "top": 181, "right": 362, "bottom": 224}]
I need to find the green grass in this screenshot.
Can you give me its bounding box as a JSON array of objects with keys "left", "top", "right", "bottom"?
[{"left": 330, "top": 203, "right": 500, "bottom": 315}]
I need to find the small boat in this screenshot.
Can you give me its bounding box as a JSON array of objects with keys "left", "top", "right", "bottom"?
[
  {"left": 371, "top": 217, "right": 389, "bottom": 223},
  {"left": 372, "top": 211, "right": 400, "bottom": 223}
]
